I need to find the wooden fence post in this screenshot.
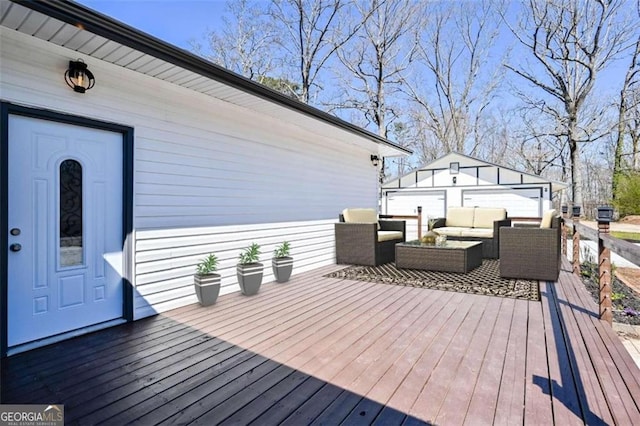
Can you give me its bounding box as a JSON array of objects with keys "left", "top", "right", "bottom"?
[
  {"left": 572, "top": 206, "right": 581, "bottom": 276},
  {"left": 561, "top": 205, "right": 568, "bottom": 256},
  {"left": 417, "top": 206, "right": 422, "bottom": 240},
  {"left": 597, "top": 206, "right": 614, "bottom": 325}
]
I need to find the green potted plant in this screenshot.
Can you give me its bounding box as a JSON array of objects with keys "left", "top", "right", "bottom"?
[
  {"left": 194, "top": 253, "right": 221, "bottom": 306},
  {"left": 237, "top": 242, "right": 263, "bottom": 295},
  {"left": 272, "top": 241, "right": 293, "bottom": 283}
]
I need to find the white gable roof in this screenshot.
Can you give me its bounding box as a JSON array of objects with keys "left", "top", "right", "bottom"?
[{"left": 384, "top": 152, "right": 569, "bottom": 192}]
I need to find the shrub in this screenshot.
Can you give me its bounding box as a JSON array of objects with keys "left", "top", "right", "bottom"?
[
  {"left": 239, "top": 243, "right": 261, "bottom": 264},
  {"left": 273, "top": 241, "right": 291, "bottom": 258},
  {"left": 613, "top": 171, "right": 640, "bottom": 217},
  {"left": 196, "top": 253, "right": 218, "bottom": 275}
]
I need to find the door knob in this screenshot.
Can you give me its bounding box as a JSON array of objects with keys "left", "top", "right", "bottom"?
[{"left": 10, "top": 243, "right": 21, "bottom": 252}]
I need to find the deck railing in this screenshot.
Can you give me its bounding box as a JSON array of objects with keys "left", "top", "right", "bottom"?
[
  {"left": 562, "top": 209, "right": 640, "bottom": 325},
  {"left": 380, "top": 206, "right": 423, "bottom": 240}
]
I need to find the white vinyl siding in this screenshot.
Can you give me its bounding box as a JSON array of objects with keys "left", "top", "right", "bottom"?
[
  {"left": 134, "top": 219, "right": 334, "bottom": 319},
  {"left": 2, "top": 29, "right": 379, "bottom": 318},
  {"left": 134, "top": 123, "right": 373, "bottom": 229}
]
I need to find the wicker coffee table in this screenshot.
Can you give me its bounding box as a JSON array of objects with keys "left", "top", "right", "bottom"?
[{"left": 395, "top": 240, "right": 483, "bottom": 273}]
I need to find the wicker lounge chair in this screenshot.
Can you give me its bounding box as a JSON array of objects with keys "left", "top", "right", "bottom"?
[
  {"left": 335, "top": 208, "right": 406, "bottom": 266},
  {"left": 499, "top": 214, "right": 562, "bottom": 281}
]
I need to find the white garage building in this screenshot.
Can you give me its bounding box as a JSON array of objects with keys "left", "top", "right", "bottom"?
[{"left": 382, "top": 153, "right": 568, "bottom": 239}]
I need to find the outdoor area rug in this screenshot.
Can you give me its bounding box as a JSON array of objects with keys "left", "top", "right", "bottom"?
[{"left": 324, "top": 260, "right": 539, "bottom": 301}]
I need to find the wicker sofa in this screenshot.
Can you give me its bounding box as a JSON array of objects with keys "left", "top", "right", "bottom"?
[
  {"left": 432, "top": 207, "right": 511, "bottom": 258},
  {"left": 499, "top": 213, "right": 562, "bottom": 281},
  {"left": 335, "top": 208, "right": 406, "bottom": 266}
]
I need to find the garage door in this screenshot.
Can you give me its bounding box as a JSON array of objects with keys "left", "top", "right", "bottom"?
[
  {"left": 383, "top": 191, "right": 446, "bottom": 240},
  {"left": 462, "top": 188, "right": 542, "bottom": 217}
]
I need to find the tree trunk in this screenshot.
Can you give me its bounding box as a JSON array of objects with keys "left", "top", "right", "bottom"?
[
  {"left": 567, "top": 114, "right": 583, "bottom": 207},
  {"left": 612, "top": 96, "right": 627, "bottom": 200},
  {"left": 634, "top": 135, "right": 640, "bottom": 170}
]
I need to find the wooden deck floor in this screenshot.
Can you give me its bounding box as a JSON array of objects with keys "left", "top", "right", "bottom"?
[{"left": 2, "top": 259, "right": 640, "bottom": 425}]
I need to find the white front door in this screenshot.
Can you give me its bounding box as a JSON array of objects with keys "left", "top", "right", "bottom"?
[{"left": 7, "top": 115, "right": 124, "bottom": 347}]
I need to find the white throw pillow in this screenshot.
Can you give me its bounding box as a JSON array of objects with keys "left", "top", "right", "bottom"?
[
  {"left": 540, "top": 209, "right": 557, "bottom": 228},
  {"left": 342, "top": 208, "right": 379, "bottom": 229},
  {"left": 473, "top": 208, "right": 507, "bottom": 229},
  {"left": 446, "top": 207, "right": 475, "bottom": 228}
]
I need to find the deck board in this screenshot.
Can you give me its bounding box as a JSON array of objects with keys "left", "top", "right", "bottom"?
[
  {"left": 2, "top": 261, "right": 640, "bottom": 425},
  {"left": 551, "top": 271, "right": 616, "bottom": 426},
  {"left": 538, "top": 280, "right": 583, "bottom": 426},
  {"left": 555, "top": 262, "right": 640, "bottom": 425},
  {"left": 560, "top": 266, "right": 640, "bottom": 406},
  {"left": 462, "top": 297, "right": 515, "bottom": 425},
  {"left": 433, "top": 296, "right": 503, "bottom": 424},
  {"left": 523, "top": 292, "right": 554, "bottom": 425},
  {"left": 411, "top": 295, "right": 495, "bottom": 422}
]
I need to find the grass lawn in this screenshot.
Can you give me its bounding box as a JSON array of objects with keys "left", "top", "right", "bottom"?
[{"left": 612, "top": 231, "right": 640, "bottom": 242}]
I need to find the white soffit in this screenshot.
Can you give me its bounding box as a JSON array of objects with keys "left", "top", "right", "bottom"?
[{"left": 0, "top": 1, "right": 410, "bottom": 158}]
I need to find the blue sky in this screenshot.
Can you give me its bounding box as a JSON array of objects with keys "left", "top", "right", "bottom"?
[
  {"left": 77, "top": 0, "right": 228, "bottom": 49},
  {"left": 76, "top": 0, "right": 626, "bottom": 99}
]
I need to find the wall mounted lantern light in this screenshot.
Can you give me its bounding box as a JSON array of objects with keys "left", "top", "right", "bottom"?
[
  {"left": 596, "top": 206, "right": 614, "bottom": 223},
  {"left": 572, "top": 205, "right": 581, "bottom": 218},
  {"left": 370, "top": 155, "right": 380, "bottom": 167},
  {"left": 65, "top": 59, "right": 95, "bottom": 93}
]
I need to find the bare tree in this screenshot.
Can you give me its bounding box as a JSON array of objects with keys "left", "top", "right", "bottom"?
[
  {"left": 612, "top": 1, "right": 640, "bottom": 199},
  {"left": 269, "top": 0, "right": 368, "bottom": 104},
  {"left": 505, "top": 0, "right": 634, "bottom": 207},
  {"left": 191, "top": 0, "right": 277, "bottom": 81},
  {"left": 333, "top": 0, "right": 420, "bottom": 137},
  {"left": 512, "top": 105, "right": 567, "bottom": 175},
  {"left": 628, "top": 88, "right": 640, "bottom": 169},
  {"left": 406, "top": 0, "right": 506, "bottom": 158}
]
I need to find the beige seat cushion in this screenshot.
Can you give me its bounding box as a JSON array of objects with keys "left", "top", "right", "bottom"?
[
  {"left": 473, "top": 207, "right": 507, "bottom": 229},
  {"left": 342, "top": 208, "right": 379, "bottom": 229},
  {"left": 540, "top": 209, "right": 557, "bottom": 228},
  {"left": 459, "top": 227, "right": 494, "bottom": 238},
  {"left": 377, "top": 231, "right": 403, "bottom": 242},
  {"left": 446, "top": 207, "right": 475, "bottom": 228},
  {"left": 432, "top": 227, "right": 464, "bottom": 237}
]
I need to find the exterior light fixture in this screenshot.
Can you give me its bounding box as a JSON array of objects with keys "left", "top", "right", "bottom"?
[
  {"left": 561, "top": 205, "right": 568, "bottom": 215},
  {"left": 65, "top": 59, "right": 95, "bottom": 93},
  {"left": 596, "top": 206, "right": 614, "bottom": 223},
  {"left": 370, "top": 155, "right": 380, "bottom": 167}
]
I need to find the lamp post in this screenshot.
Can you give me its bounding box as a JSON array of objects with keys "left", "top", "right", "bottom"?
[
  {"left": 561, "top": 205, "right": 568, "bottom": 255},
  {"left": 572, "top": 205, "right": 581, "bottom": 276},
  {"left": 597, "top": 206, "right": 613, "bottom": 325}
]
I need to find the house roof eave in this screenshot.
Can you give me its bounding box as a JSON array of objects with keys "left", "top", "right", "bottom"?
[{"left": 10, "top": 0, "right": 411, "bottom": 157}]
